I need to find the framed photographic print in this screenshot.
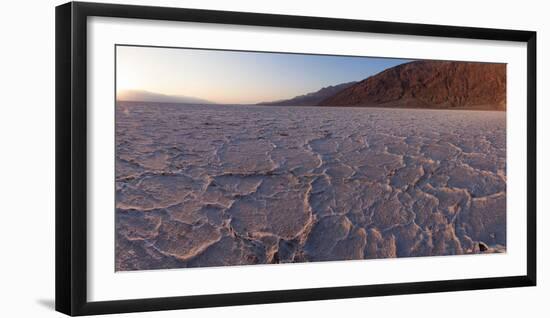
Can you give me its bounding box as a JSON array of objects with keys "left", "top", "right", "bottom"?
[{"left": 55, "top": 1, "right": 536, "bottom": 316}]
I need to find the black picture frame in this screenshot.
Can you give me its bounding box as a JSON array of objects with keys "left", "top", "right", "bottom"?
[{"left": 55, "top": 1, "right": 537, "bottom": 316}]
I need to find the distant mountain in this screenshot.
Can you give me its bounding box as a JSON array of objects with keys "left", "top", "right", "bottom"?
[
  {"left": 258, "top": 82, "right": 357, "bottom": 106},
  {"left": 319, "top": 60, "right": 506, "bottom": 110},
  {"left": 117, "top": 90, "right": 212, "bottom": 104}
]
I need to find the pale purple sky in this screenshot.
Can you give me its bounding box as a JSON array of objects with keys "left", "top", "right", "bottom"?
[{"left": 116, "top": 45, "right": 410, "bottom": 104}]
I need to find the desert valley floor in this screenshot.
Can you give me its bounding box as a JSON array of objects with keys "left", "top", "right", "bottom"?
[{"left": 115, "top": 102, "right": 506, "bottom": 271}]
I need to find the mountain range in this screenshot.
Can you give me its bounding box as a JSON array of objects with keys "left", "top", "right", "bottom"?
[
  {"left": 319, "top": 60, "right": 506, "bottom": 110},
  {"left": 257, "top": 82, "right": 357, "bottom": 106},
  {"left": 117, "top": 90, "right": 212, "bottom": 104},
  {"left": 259, "top": 60, "right": 505, "bottom": 110},
  {"left": 119, "top": 60, "right": 506, "bottom": 111}
]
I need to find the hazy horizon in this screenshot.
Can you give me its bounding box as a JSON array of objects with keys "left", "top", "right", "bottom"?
[{"left": 116, "top": 45, "right": 410, "bottom": 105}]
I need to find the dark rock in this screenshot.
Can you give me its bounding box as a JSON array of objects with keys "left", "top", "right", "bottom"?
[
  {"left": 479, "top": 242, "right": 489, "bottom": 252},
  {"left": 319, "top": 60, "right": 506, "bottom": 110}
]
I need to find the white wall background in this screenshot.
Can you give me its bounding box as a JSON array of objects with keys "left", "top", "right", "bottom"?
[{"left": 0, "top": 0, "right": 547, "bottom": 316}]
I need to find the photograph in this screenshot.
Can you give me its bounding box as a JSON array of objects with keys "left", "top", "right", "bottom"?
[
  {"left": 115, "top": 46, "right": 507, "bottom": 271},
  {"left": 0, "top": 0, "right": 543, "bottom": 316}
]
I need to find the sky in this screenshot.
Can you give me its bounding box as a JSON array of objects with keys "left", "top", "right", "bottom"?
[{"left": 116, "top": 45, "right": 411, "bottom": 104}]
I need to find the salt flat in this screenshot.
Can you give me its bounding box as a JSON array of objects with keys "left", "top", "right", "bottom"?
[{"left": 115, "top": 102, "right": 506, "bottom": 271}]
